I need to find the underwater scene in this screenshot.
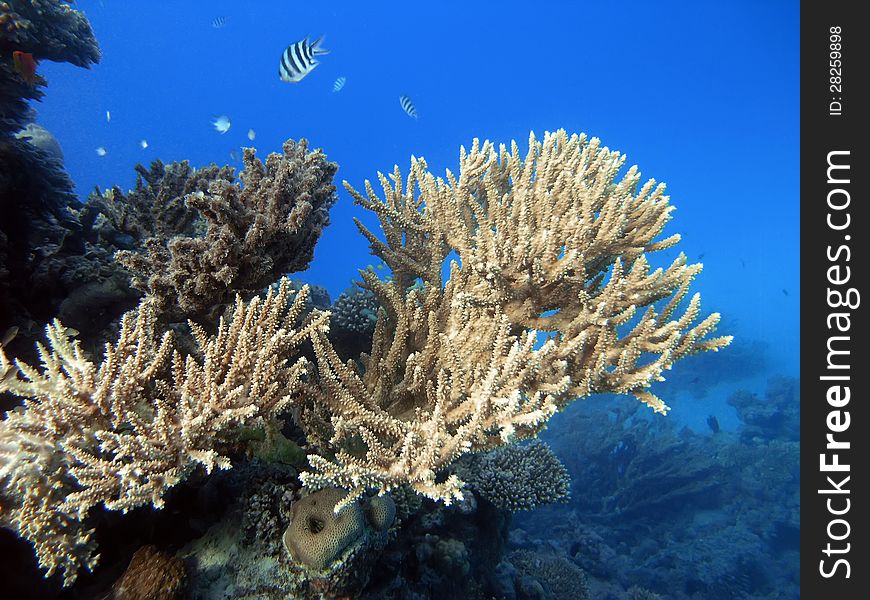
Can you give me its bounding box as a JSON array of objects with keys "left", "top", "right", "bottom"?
[{"left": 0, "top": 1, "right": 799, "bottom": 599}]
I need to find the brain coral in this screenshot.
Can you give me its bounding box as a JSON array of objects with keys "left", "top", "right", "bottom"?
[{"left": 282, "top": 487, "right": 365, "bottom": 571}]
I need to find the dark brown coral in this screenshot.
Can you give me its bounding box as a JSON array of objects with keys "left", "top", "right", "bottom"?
[
  {"left": 1, "top": 0, "right": 100, "bottom": 134},
  {"left": 111, "top": 545, "right": 185, "bottom": 600},
  {"left": 0, "top": 0, "right": 100, "bottom": 359},
  {"left": 116, "top": 139, "right": 338, "bottom": 321}
]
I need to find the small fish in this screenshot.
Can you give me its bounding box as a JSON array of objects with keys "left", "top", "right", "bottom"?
[
  {"left": 106, "top": 110, "right": 111, "bottom": 122},
  {"left": 706, "top": 415, "right": 720, "bottom": 434},
  {"left": 64, "top": 327, "right": 80, "bottom": 337},
  {"left": 740, "top": 258, "right": 746, "bottom": 268},
  {"left": 279, "top": 35, "right": 328, "bottom": 83},
  {"left": 229, "top": 150, "right": 239, "bottom": 162},
  {"left": 399, "top": 95, "right": 418, "bottom": 119},
  {"left": 698, "top": 253, "right": 705, "bottom": 260},
  {"left": 375, "top": 263, "right": 384, "bottom": 271},
  {"left": 12, "top": 51, "right": 38, "bottom": 87},
  {"left": 247, "top": 129, "right": 256, "bottom": 141},
  {"left": 212, "top": 115, "right": 231, "bottom": 134},
  {"left": 1, "top": 364, "right": 19, "bottom": 384},
  {"left": 212, "top": 16, "right": 228, "bottom": 29},
  {"left": 96, "top": 146, "right": 107, "bottom": 156},
  {"left": 140, "top": 139, "right": 148, "bottom": 149},
  {"left": 782, "top": 288, "right": 789, "bottom": 296},
  {"left": 333, "top": 76, "right": 346, "bottom": 92},
  {"left": 1, "top": 326, "right": 18, "bottom": 347}
]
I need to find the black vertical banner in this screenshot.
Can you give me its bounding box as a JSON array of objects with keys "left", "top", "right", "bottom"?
[{"left": 801, "top": 1, "right": 868, "bottom": 597}]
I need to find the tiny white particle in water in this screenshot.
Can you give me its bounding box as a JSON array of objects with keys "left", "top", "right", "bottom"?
[
  {"left": 140, "top": 140, "right": 148, "bottom": 149},
  {"left": 96, "top": 146, "right": 107, "bottom": 156}
]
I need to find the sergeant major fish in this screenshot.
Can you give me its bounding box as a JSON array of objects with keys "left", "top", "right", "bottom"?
[
  {"left": 279, "top": 36, "right": 328, "bottom": 83},
  {"left": 333, "top": 76, "right": 346, "bottom": 92},
  {"left": 399, "top": 95, "right": 418, "bottom": 119}
]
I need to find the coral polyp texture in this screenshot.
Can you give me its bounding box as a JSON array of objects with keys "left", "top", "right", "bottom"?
[
  {"left": 455, "top": 440, "right": 570, "bottom": 511},
  {"left": 0, "top": 279, "right": 326, "bottom": 584},
  {"left": 282, "top": 487, "right": 366, "bottom": 572},
  {"left": 298, "top": 129, "right": 731, "bottom": 509},
  {"left": 116, "top": 139, "right": 338, "bottom": 320}
]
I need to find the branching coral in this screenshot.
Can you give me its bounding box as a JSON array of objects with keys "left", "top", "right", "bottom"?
[
  {"left": 116, "top": 139, "right": 337, "bottom": 320},
  {"left": 84, "top": 159, "right": 236, "bottom": 248},
  {"left": 0, "top": 279, "right": 327, "bottom": 584},
  {"left": 299, "top": 130, "right": 731, "bottom": 509}
]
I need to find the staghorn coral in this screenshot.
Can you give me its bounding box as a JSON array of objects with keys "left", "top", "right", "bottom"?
[
  {"left": 116, "top": 139, "right": 337, "bottom": 321},
  {"left": 455, "top": 440, "right": 570, "bottom": 511},
  {"left": 0, "top": 279, "right": 327, "bottom": 585},
  {"left": 299, "top": 129, "right": 731, "bottom": 508},
  {"left": 83, "top": 159, "right": 236, "bottom": 249}
]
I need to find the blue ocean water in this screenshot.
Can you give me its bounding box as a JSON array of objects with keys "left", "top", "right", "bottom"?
[{"left": 5, "top": 0, "right": 799, "bottom": 597}]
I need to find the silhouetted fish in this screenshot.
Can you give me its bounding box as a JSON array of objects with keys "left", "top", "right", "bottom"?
[
  {"left": 782, "top": 289, "right": 788, "bottom": 296},
  {"left": 1, "top": 326, "right": 18, "bottom": 347},
  {"left": 706, "top": 415, "right": 720, "bottom": 434}
]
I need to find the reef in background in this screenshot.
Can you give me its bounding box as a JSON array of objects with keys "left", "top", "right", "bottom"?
[{"left": 512, "top": 376, "right": 800, "bottom": 599}]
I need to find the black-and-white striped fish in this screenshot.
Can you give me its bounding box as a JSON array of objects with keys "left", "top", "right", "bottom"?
[
  {"left": 333, "top": 76, "right": 346, "bottom": 92},
  {"left": 279, "top": 36, "right": 328, "bottom": 83},
  {"left": 399, "top": 95, "right": 418, "bottom": 119}
]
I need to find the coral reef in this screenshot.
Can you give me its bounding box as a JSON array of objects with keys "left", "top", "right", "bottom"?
[
  {"left": 507, "top": 549, "right": 590, "bottom": 600},
  {"left": 110, "top": 545, "right": 185, "bottom": 600},
  {"left": 116, "top": 139, "right": 338, "bottom": 321},
  {"left": 454, "top": 440, "right": 570, "bottom": 511},
  {"left": 511, "top": 377, "right": 800, "bottom": 599},
  {"left": 1, "top": 0, "right": 100, "bottom": 134},
  {"left": 727, "top": 375, "right": 798, "bottom": 442},
  {"left": 1, "top": 125, "right": 736, "bottom": 597},
  {"left": 0, "top": 280, "right": 326, "bottom": 584},
  {"left": 299, "top": 130, "right": 731, "bottom": 507},
  {"left": 1, "top": 0, "right": 101, "bottom": 367}
]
